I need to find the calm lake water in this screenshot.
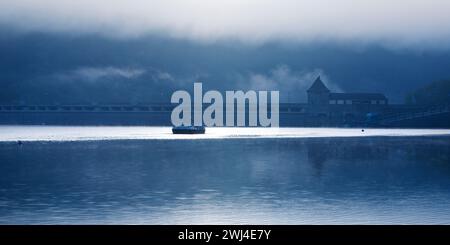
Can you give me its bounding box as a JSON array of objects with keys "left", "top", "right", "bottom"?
[{"left": 0, "top": 127, "right": 450, "bottom": 224}]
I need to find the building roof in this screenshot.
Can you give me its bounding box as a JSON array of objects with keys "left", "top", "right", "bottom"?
[
  {"left": 329, "top": 93, "right": 387, "bottom": 101},
  {"left": 307, "top": 76, "right": 330, "bottom": 93}
]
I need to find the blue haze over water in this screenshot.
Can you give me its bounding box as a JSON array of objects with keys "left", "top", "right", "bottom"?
[
  {"left": 1, "top": 132, "right": 450, "bottom": 224},
  {"left": 2, "top": 0, "right": 450, "bottom": 226}
]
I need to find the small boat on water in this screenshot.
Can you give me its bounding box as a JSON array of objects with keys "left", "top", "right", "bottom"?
[{"left": 172, "top": 126, "right": 206, "bottom": 134}]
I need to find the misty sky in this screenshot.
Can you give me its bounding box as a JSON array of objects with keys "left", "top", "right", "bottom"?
[{"left": 1, "top": 1, "right": 450, "bottom": 104}]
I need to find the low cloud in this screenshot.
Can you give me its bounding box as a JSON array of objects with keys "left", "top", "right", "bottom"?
[
  {"left": 239, "top": 65, "right": 342, "bottom": 103},
  {"left": 156, "top": 71, "right": 174, "bottom": 81},
  {"left": 20, "top": 66, "right": 181, "bottom": 104},
  {"left": 57, "top": 67, "right": 146, "bottom": 82},
  {"left": 1, "top": 1, "right": 450, "bottom": 49}
]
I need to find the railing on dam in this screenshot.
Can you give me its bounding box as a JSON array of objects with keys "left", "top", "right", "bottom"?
[
  {"left": 378, "top": 103, "right": 450, "bottom": 125},
  {"left": 0, "top": 104, "right": 309, "bottom": 114}
]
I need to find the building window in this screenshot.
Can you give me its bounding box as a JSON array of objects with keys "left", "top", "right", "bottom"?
[
  {"left": 371, "top": 100, "right": 377, "bottom": 104},
  {"left": 379, "top": 100, "right": 386, "bottom": 105},
  {"left": 346, "top": 100, "right": 352, "bottom": 104},
  {"left": 329, "top": 100, "right": 336, "bottom": 104},
  {"left": 337, "top": 100, "right": 344, "bottom": 104}
]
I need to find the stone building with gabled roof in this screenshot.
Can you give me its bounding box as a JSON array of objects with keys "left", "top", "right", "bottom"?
[
  {"left": 306, "top": 76, "right": 389, "bottom": 125},
  {"left": 307, "top": 76, "right": 388, "bottom": 106},
  {"left": 307, "top": 76, "right": 331, "bottom": 105},
  {"left": 329, "top": 93, "right": 388, "bottom": 105}
]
